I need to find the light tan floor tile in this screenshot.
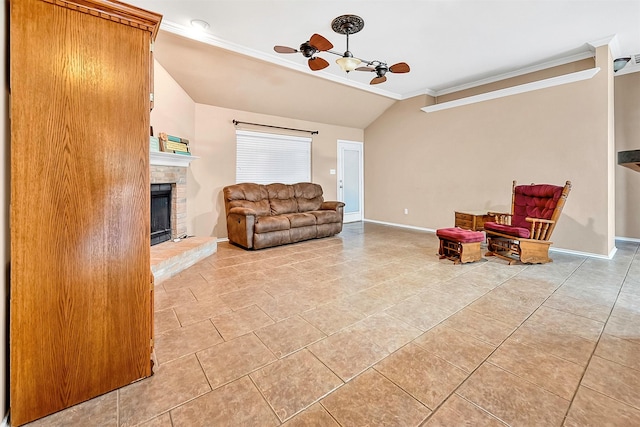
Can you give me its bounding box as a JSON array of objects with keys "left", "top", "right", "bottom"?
[
  {"left": 347, "top": 312, "right": 422, "bottom": 353},
  {"left": 466, "top": 292, "right": 536, "bottom": 327},
  {"left": 413, "top": 324, "right": 495, "bottom": 373},
  {"left": 321, "top": 368, "right": 431, "bottom": 426},
  {"left": 119, "top": 355, "right": 211, "bottom": 426},
  {"left": 154, "top": 287, "right": 196, "bottom": 312},
  {"left": 509, "top": 322, "right": 596, "bottom": 366},
  {"left": 384, "top": 295, "right": 454, "bottom": 331},
  {"left": 255, "top": 315, "right": 326, "bottom": 358},
  {"left": 154, "top": 319, "right": 223, "bottom": 364},
  {"left": 301, "top": 300, "right": 367, "bottom": 335},
  {"left": 594, "top": 333, "right": 640, "bottom": 371},
  {"left": 442, "top": 308, "right": 515, "bottom": 346},
  {"left": 137, "top": 413, "right": 172, "bottom": 427},
  {"left": 154, "top": 308, "right": 180, "bottom": 335},
  {"left": 308, "top": 328, "right": 388, "bottom": 381},
  {"left": 219, "top": 286, "right": 277, "bottom": 310},
  {"left": 257, "top": 292, "right": 320, "bottom": 321},
  {"left": 281, "top": 403, "right": 341, "bottom": 427},
  {"left": 488, "top": 340, "right": 584, "bottom": 400},
  {"left": 375, "top": 343, "right": 468, "bottom": 409},
  {"left": 170, "top": 376, "right": 279, "bottom": 426},
  {"left": 581, "top": 355, "right": 640, "bottom": 409},
  {"left": 603, "top": 312, "right": 640, "bottom": 339},
  {"left": 172, "top": 296, "right": 232, "bottom": 326},
  {"left": 24, "top": 391, "right": 117, "bottom": 427},
  {"left": 456, "top": 363, "right": 570, "bottom": 426},
  {"left": 612, "top": 291, "right": 640, "bottom": 319},
  {"left": 161, "top": 271, "right": 208, "bottom": 292},
  {"left": 423, "top": 394, "right": 507, "bottom": 427},
  {"left": 524, "top": 306, "right": 604, "bottom": 342},
  {"left": 197, "top": 333, "right": 276, "bottom": 389},
  {"left": 564, "top": 386, "right": 640, "bottom": 426},
  {"left": 543, "top": 292, "right": 612, "bottom": 322},
  {"left": 250, "top": 349, "right": 343, "bottom": 422},
  {"left": 211, "top": 305, "right": 274, "bottom": 340}
]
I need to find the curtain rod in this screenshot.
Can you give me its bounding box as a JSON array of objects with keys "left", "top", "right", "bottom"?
[{"left": 232, "top": 119, "right": 319, "bottom": 135}]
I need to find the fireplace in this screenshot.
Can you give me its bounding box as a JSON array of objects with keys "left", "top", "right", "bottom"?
[{"left": 151, "top": 183, "right": 172, "bottom": 246}]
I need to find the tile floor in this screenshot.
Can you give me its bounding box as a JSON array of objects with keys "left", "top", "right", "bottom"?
[{"left": 26, "top": 222, "right": 640, "bottom": 426}]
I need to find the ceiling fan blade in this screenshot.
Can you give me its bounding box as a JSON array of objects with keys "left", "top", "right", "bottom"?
[
  {"left": 309, "top": 33, "right": 333, "bottom": 51},
  {"left": 274, "top": 45, "right": 298, "bottom": 54},
  {"left": 370, "top": 75, "right": 387, "bottom": 85},
  {"left": 355, "top": 66, "right": 375, "bottom": 72},
  {"left": 389, "top": 62, "right": 410, "bottom": 73},
  {"left": 308, "top": 56, "right": 329, "bottom": 71}
]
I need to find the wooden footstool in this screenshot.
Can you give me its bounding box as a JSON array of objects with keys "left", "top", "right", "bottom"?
[{"left": 436, "top": 227, "right": 484, "bottom": 264}]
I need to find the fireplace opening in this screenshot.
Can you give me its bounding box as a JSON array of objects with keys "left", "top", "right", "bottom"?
[{"left": 151, "top": 183, "right": 172, "bottom": 246}]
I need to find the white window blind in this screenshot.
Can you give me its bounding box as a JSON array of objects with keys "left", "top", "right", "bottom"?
[{"left": 236, "top": 130, "right": 311, "bottom": 184}]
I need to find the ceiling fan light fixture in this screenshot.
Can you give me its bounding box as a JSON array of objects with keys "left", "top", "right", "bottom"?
[{"left": 336, "top": 53, "right": 361, "bottom": 72}]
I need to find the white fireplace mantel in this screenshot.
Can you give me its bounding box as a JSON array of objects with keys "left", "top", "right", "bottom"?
[{"left": 150, "top": 151, "right": 199, "bottom": 167}]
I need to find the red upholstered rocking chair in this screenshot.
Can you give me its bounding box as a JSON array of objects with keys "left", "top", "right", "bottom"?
[{"left": 484, "top": 180, "right": 572, "bottom": 264}]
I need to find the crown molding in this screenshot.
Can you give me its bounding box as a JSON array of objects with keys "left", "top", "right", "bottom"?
[{"left": 421, "top": 67, "right": 600, "bottom": 113}]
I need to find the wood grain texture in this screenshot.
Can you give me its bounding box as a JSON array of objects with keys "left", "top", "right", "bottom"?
[{"left": 10, "top": 0, "right": 155, "bottom": 424}]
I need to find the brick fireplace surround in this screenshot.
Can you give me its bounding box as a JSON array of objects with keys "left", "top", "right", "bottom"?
[
  {"left": 150, "top": 164, "right": 187, "bottom": 240},
  {"left": 149, "top": 152, "right": 217, "bottom": 283}
]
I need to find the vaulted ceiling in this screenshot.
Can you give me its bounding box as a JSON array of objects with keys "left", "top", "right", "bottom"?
[{"left": 130, "top": 0, "right": 640, "bottom": 128}]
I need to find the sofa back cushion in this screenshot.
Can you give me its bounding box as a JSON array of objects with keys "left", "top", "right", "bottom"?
[
  {"left": 224, "top": 183, "right": 270, "bottom": 216},
  {"left": 266, "top": 183, "right": 298, "bottom": 215},
  {"left": 294, "top": 182, "right": 323, "bottom": 212}
]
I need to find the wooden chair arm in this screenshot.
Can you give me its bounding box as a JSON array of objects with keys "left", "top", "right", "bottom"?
[
  {"left": 487, "top": 212, "right": 512, "bottom": 225},
  {"left": 525, "top": 217, "right": 556, "bottom": 240}
]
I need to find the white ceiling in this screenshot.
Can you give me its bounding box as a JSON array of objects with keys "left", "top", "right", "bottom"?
[{"left": 128, "top": 0, "right": 640, "bottom": 100}]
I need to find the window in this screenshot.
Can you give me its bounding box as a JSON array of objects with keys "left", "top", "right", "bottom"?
[{"left": 236, "top": 130, "right": 311, "bottom": 184}]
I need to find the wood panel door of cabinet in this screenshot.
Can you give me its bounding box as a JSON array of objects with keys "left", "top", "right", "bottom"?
[{"left": 10, "top": 1, "right": 161, "bottom": 425}]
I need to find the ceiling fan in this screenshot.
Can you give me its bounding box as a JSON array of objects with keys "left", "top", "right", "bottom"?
[
  {"left": 273, "top": 33, "right": 334, "bottom": 71},
  {"left": 273, "top": 14, "right": 410, "bottom": 85}
]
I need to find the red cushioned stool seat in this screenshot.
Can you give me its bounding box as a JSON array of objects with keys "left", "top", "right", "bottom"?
[{"left": 436, "top": 227, "right": 484, "bottom": 264}]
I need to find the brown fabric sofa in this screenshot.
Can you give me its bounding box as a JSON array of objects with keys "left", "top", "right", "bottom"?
[{"left": 223, "top": 182, "right": 345, "bottom": 249}]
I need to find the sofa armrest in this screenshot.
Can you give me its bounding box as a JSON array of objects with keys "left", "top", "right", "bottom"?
[
  {"left": 229, "top": 206, "right": 257, "bottom": 216},
  {"left": 320, "top": 201, "right": 345, "bottom": 211},
  {"left": 227, "top": 210, "right": 257, "bottom": 249},
  {"left": 525, "top": 217, "right": 555, "bottom": 241}
]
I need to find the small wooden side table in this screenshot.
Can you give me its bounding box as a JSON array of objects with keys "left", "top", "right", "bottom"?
[{"left": 455, "top": 211, "right": 493, "bottom": 231}]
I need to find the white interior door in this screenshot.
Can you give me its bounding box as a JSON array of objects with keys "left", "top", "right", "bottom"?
[{"left": 337, "top": 140, "right": 364, "bottom": 223}]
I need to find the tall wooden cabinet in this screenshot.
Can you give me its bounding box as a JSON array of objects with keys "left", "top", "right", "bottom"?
[{"left": 9, "top": 1, "right": 161, "bottom": 425}]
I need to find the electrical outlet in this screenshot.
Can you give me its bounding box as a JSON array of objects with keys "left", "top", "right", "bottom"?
[{"left": 404, "top": 208, "right": 409, "bottom": 215}]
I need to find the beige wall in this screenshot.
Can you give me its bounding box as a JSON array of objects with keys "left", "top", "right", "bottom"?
[
  {"left": 615, "top": 71, "right": 640, "bottom": 239},
  {"left": 192, "top": 105, "right": 363, "bottom": 238},
  {"left": 150, "top": 60, "right": 195, "bottom": 144},
  {"left": 364, "top": 49, "right": 614, "bottom": 256}
]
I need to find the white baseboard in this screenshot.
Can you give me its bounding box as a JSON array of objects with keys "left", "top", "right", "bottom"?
[
  {"left": 1, "top": 412, "right": 9, "bottom": 427},
  {"left": 216, "top": 237, "right": 229, "bottom": 243},
  {"left": 615, "top": 236, "right": 640, "bottom": 243},
  {"left": 363, "top": 218, "right": 437, "bottom": 234},
  {"left": 363, "top": 218, "right": 618, "bottom": 260}
]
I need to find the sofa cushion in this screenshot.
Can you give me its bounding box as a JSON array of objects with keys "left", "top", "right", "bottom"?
[
  {"left": 294, "top": 182, "right": 323, "bottom": 212},
  {"left": 225, "top": 183, "right": 271, "bottom": 216},
  {"left": 254, "top": 215, "right": 291, "bottom": 233},
  {"left": 284, "top": 212, "right": 317, "bottom": 228},
  {"left": 267, "top": 183, "right": 298, "bottom": 215},
  {"left": 484, "top": 221, "right": 531, "bottom": 239},
  {"left": 310, "top": 210, "right": 342, "bottom": 225}
]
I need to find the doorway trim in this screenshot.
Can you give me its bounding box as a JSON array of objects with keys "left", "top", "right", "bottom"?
[{"left": 337, "top": 139, "right": 364, "bottom": 223}]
